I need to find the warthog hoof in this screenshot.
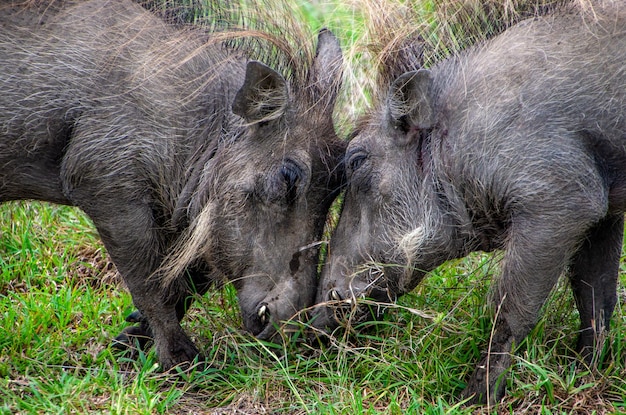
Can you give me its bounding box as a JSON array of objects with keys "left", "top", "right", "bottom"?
[
  {"left": 111, "top": 324, "right": 153, "bottom": 352},
  {"left": 111, "top": 310, "right": 152, "bottom": 352},
  {"left": 460, "top": 353, "right": 509, "bottom": 405}
]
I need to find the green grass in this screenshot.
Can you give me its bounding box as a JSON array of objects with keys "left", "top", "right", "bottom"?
[
  {"left": 2, "top": 202, "right": 625, "bottom": 413},
  {"left": 3, "top": 0, "right": 626, "bottom": 414}
]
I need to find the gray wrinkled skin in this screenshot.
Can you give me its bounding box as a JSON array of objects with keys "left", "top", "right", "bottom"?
[
  {"left": 0, "top": 0, "right": 345, "bottom": 370},
  {"left": 313, "top": 1, "right": 626, "bottom": 404}
]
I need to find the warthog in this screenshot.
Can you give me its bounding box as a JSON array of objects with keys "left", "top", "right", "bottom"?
[
  {"left": 312, "top": 0, "right": 626, "bottom": 404},
  {"left": 0, "top": 0, "right": 345, "bottom": 370}
]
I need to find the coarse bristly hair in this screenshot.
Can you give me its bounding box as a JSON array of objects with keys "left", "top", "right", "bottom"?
[
  {"left": 2, "top": 0, "right": 344, "bottom": 297},
  {"left": 336, "top": 0, "right": 615, "bottom": 296},
  {"left": 357, "top": 0, "right": 625, "bottom": 317},
  {"left": 144, "top": 0, "right": 331, "bottom": 108},
  {"left": 143, "top": 0, "right": 345, "bottom": 292},
  {"left": 353, "top": 0, "right": 588, "bottom": 110}
]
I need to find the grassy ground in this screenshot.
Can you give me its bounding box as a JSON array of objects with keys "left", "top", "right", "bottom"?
[
  {"left": 2, "top": 0, "right": 626, "bottom": 414},
  {"left": 2, "top": 203, "right": 625, "bottom": 414}
]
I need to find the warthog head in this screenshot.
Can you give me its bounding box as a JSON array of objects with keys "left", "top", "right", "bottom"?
[
  {"left": 170, "top": 29, "right": 347, "bottom": 340},
  {"left": 310, "top": 69, "right": 464, "bottom": 332}
]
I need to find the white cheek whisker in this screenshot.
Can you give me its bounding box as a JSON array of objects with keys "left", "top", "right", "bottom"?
[{"left": 398, "top": 226, "right": 426, "bottom": 264}]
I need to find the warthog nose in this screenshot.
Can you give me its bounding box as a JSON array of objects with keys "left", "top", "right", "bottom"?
[{"left": 257, "top": 303, "right": 269, "bottom": 326}]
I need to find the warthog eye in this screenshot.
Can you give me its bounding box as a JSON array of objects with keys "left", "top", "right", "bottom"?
[
  {"left": 280, "top": 159, "right": 303, "bottom": 204},
  {"left": 346, "top": 148, "right": 368, "bottom": 174}
]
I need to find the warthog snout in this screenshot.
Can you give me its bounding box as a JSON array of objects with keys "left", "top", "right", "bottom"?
[
  {"left": 312, "top": 264, "right": 396, "bottom": 331},
  {"left": 253, "top": 301, "right": 306, "bottom": 341},
  {"left": 245, "top": 302, "right": 270, "bottom": 338},
  {"left": 239, "top": 270, "right": 318, "bottom": 341}
]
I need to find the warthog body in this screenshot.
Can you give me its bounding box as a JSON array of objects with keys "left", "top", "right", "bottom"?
[
  {"left": 313, "top": 1, "right": 625, "bottom": 403},
  {"left": 0, "top": 0, "right": 345, "bottom": 370}
]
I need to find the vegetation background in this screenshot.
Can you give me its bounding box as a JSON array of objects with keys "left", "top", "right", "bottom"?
[{"left": 1, "top": 0, "right": 625, "bottom": 413}]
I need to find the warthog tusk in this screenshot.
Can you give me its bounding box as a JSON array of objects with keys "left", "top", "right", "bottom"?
[{"left": 258, "top": 304, "right": 268, "bottom": 324}]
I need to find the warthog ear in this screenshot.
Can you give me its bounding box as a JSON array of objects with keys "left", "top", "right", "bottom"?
[
  {"left": 233, "top": 61, "right": 289, "bottom": 124},
  {"left": 307, "top": 28, "right": 343, "bottom": 111},
  {"left": 387, "top": 69, "right": 434, "bottom": 143}
]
